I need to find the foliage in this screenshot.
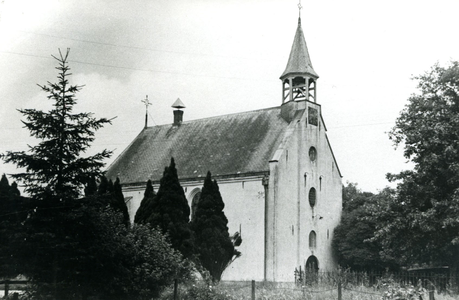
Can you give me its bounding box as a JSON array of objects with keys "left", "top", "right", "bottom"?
[
  {"left": 377, "top": 276, "right": 426, "bottom": 300},
  {"left": 156, "top": 270, "right": 459, "bottom": 300},
  {"left": 0, "top": 50, "right": 171, "bottom": 300},
  {"left": 0, "top": 174, "right": 25, "bottom": 279},
  {"left": 1, "top": 48, "right": 112, "bottom": 199},
  {"left": 191, "top": 171, "right": 241, "bottom": 282},
  {"left": 95, "top": 175, "right": 129, "bottom": 225},
  {"left": 139, "top": 158, "right": 194, "bottom": 259},
  {"left": 134, "top": 179, "right": 156, "bottom": 224},
  {"left": 14, "top": 197, "right": 189, "bottom": 300},
  {"left": 371, "top": 61, "right": 459, "bottom": 272},
  {"left": 159, "top": 282, "right": 236, "bottom": 300},
  {"left": 333, "top": 183, "right": 397, "bottom": 271},
  {"left": 182, "top": 283, "right": 236, "bottom": 300}
]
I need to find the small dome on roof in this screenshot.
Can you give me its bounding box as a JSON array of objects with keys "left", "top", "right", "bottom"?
[{"left": 172, "top": 98, "right": 186, "bottom": 109}]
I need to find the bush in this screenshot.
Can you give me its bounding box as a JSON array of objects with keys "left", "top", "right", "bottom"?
[
  {"left": 377, "top": 276, "right": 426, "bottom": 300},
  {"left": 158, "top": 282, "right": 236, "bottom": 300}
]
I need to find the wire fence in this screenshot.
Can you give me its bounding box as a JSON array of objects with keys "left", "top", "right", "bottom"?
[
  {"left": 2, "top": 270, "right": 456, "bottom": 300},
  {"left": 168, "top": 270, "right": 458, "bottom": 300}
]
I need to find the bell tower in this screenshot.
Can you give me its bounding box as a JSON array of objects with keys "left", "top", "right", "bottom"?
[{"left": 280, "top": 4, "right": 318, "bottom": 104}]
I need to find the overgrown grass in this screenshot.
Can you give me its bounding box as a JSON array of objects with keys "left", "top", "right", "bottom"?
[{"left": 158, "top": 279, "right": 458, "bottom": 300}]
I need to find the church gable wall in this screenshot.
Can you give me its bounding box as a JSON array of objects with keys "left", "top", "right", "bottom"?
[
  {"left": 266, "top": 101, "right": 342, "bottom": 282},
  {"left": 122, "top": 176, "right": 266, "bottom": 282}
]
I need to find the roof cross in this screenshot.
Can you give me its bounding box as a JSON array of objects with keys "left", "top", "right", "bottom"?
[
  {"left": 142, "top": 95, "right": 151, "bottom": 111},
  {"left": 298, "top": 0, "right": 302, "bottom": 17},
  {"left": 142, "top": 95, "right": 152, "bottom": 128}
]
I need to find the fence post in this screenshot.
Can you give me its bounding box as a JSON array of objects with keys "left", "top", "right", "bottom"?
[
  {"left": 173, "top": 279, "right": 178, "bottom": 300},
  {"left": 429, "top": 290, "right": 435, "bottom": 300},
  {"left": 4, "top": 280, "right": 9, "bottom": 298},
  {"left": 338, "top": 281, "right": 342, "bottom": 300},
  {"left": 251, "top": 280, "right": 255, "bottom": 300}
]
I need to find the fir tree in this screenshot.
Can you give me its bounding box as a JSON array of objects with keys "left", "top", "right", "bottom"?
[
  {"left": 146, "top": 158, "right": 193, "bottom": 258},
  {"left": 192, "top": 171, "right": 241, "bottom": 281}
]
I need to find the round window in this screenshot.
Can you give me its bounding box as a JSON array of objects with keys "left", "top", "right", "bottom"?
[
  {"left": 309, "top": 147, "right": 317, "bottom": 161},
  {"left": 309, "top": 187, "right": 316, "bottom": 207}
]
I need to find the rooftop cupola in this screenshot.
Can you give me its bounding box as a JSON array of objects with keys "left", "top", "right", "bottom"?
[
  {"left": 172, "top": 98, "right": 186, "bottom": 126},
  {"left": 280, "top": 14, "right": 319, "bottom": 104}
]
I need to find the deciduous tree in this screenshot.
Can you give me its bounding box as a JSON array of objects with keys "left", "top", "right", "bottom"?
[
  {"left": 372, "top": 61, "right": 459, "bottom": 281},
  {"left": 333, "top": 183, "right": 397, "bottom": 271}
]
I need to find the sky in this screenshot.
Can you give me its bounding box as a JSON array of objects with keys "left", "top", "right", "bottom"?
[{"left": 0, "top": 0, "right": 458, "bottom": 193}]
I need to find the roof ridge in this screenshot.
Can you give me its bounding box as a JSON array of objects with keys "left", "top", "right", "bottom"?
[{"left": 144, "top": 105, "right": 282, "bottom": 129}]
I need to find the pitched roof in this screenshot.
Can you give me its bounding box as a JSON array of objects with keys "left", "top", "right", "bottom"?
[
  {"left": 171, "top": 98, "right": 185, "bottom": 109},
  {"left": 280, "top": 18, "right": 318, "bottom": 79},
  {"left": 106, "top": 107, "right": 289, "bottom": 184}
]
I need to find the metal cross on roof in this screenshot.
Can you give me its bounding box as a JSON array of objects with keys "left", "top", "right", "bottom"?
[
  {"left": 141, "top": 95, "right": 152, "bottom": 128},
  {"left": 141, "top": 95, "right": 151, "bottom": 111}
]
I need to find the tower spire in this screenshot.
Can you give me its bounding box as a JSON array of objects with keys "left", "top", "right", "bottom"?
[{"left": 280, "top": 3, "right": 319, "bottom": 104}]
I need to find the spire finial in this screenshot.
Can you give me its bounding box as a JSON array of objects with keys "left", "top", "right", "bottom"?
[{"left": 141, "top": 95, "right": 152, "bottom": 128}]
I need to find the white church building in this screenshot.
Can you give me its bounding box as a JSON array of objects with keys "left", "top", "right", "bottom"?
[{"left": 106, "top": 14, "right": 342, "bottom": 283}]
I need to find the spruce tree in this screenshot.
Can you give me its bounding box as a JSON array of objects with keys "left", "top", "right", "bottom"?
[
  {"left": 0, "top": 49, "right": 113, "bottom": 298},
  {"left": 192, "top": 171, "right": 240, "bottom": 281},
  {"left": 145, "top": 158, "right": 193, "bottom": 258},
  {"left": 1, "top": 49, "right": 112, "bottom": 200}
]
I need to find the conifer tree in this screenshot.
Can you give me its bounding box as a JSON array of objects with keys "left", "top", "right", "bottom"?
[
  {"left": 0, "top": 174, "right": 17, "bottom": 278},
  {"left": 0, "top": 174, "right": 26, "bottom": 279},
  {"left": 84, "top": 176, "right": 98, "bottom": 197},
  {"left": 0, "top": 49, "right": 113, "bottom": 298},
  {"left": 134, "top": 179, "right": 155, "bottom": 224},
  {"left": 145, "top": 158, "right": 193, "bottom": 258},
  {"left": 98, "top": 175, "right": 109, "bottom": 195},
  {"left": 192, "top": 171, "right": 241, "bottom": 281},
  {"left": 1, "top": 49, "right": 112, "bottom": 200},
  {"left": 113, "top": 177, "right": 129, "bottom": 225}
]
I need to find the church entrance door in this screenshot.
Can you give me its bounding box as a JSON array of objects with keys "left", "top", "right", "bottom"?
[{"left": 305, "top": 255, "right": 319, "bottom": 283}]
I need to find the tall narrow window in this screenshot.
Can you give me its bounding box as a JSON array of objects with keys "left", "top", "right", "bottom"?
[
  {"left": 309, "top": 231, "right": 317, "bottom": 249},
  {"left": 309, "top": 187, "right": 316, "bottom": 207}
]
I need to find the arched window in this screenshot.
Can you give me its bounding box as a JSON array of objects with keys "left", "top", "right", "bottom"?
[
  {"left": 309, "top": 187, "right": 316, "bottom": 207},
  {"left": 309, "top": 231, "right": 317, "bottom": 249},
  {"left": 189, "top": 188, "right": 201, "bottom": 222}
]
